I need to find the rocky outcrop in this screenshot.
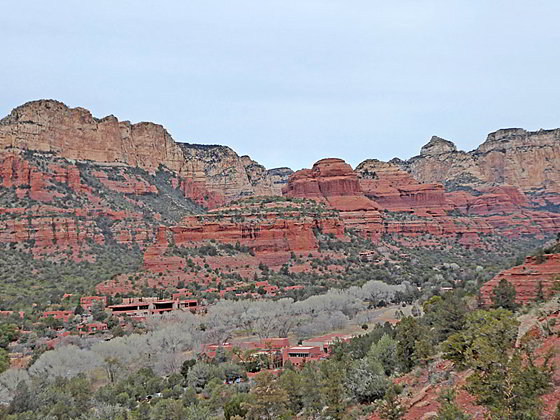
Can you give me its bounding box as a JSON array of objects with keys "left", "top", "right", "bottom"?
[
  {"left": 0, "top": 100, "right": 280, "bottom": 207},
  {"left": 0, "top": 152, "right": 204, "bottom": 259},
  {"left": 283, "top": 158, "right": 379, "bottom": 210},
  {"left": 480, "top": 253, "right": 560, "bottom": 305},
  {"left": 283, "top": 158, "right": 383, "bottom": 239},
  {"left": 396, "top": 129, "right": 560, "bottom": 203},
  {"left": 420, "top": 136, "right": 457, "bottom": 156},
  {"left": 284, "top": 157, "right": 560, "bottom": 244},
  {"left": 356, "top": 159, "right": 446, "bottom": 211},
  {"left": 175, "top": 198, "right": 344, "bottom": 252},
  {"left": 142, "top": 198, "right": 345, "bottom": 272},
  {"left": 267, "top": 167, "right": 294, "bottom": 194}
]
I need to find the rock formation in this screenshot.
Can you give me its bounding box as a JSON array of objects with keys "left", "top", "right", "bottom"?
[
  {"left": 141, "top": 197, "right": 345, "bottom": 274},
  {"left": 283, "top": 158, "right": 383, "bottom": 239},
  {"left": 480, "top": 253, "right": 560, "bottom": 305},
  {"left": 356, "top": 159, "right": 446, "bottom": 211},
  {"left": 267, "top": 167, "right": 294, "bottom": 194},
  {"left": 0, "top": 100, "right": 281, "bottom": 207},
  {"left": 395, "top": 129, "right": 560, "bottom": 207},
  {"left": 286, "top": 157, "right": 560, "bottom": 245}
]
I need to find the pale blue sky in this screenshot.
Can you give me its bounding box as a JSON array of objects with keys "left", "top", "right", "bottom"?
[{"left": 2, "top": 1, "right": 560, "bottom": 170}]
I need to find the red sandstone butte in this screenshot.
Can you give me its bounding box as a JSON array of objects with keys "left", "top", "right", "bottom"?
[
  {"left": 283, "top": 158, "right": 383, "bottom": 238},
  {"left": 356, "top": 159, "right": 447, "bottom": 211}
]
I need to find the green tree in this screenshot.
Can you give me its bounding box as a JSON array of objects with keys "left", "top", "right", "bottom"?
[
  {"left": 345, "top": 358, "right": 388, "bottom": 403},
  {"left": 491, "top": 279, "right": 518, "bottom": 311},
  {"left": 375, "top": 383, "right": 406, "bottom": 420},
  {"left": 300, "top": 363, "right": 323, "bottom": 416},
  {"left": 466, "top": 346, "right": 553, "bottom": 420},
  {"left": 224, "top": 393, "right": 250, "bottom": 420},
  {"left": 423, "top": 292, "right": 467, "bottom": 342},
  {"left": 319, "top": 360, "right": 347, "bottom": 419},
  {"left": 148, "top": 399, "right": 188, "bottom": 420},
  {"left": 186, "top": 362, "right": 214, "bottom": 391},
  {"left": 443, "top": 309, "right": 552, "bottom": 419},
  {"left": 0, "top": 348, "right": 10, "bottom": 374},
  {"left": 368, "top": 333, "right": 397, "bottom": 376},
  {"left": 278, "top": 369, "right": 303, "bottom": 414},
  {"left": 0, "top": 323, "right": 21, "bottom": 348},
  {"left": 434, "top": 388, "right": 471, "bottom": 420},
  {"left": 442, "top": 309, "right": 518, "bottom": 370},
  {"left": 395, "top": 316, "right": 433, "bottom": 373},
  {"left": 244, "top": 372, "right": 291, "bottom": 419},
  {"left": 180, "top": 358, "right": 196, "bottom": 382}
]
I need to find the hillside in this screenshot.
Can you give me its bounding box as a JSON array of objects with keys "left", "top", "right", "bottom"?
[{"left": 0, "top": 100, "right": 559, "bottom": 310}]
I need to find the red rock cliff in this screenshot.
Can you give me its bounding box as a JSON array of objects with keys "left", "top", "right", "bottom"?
[
  {"left": 0, "top": 100, "right": 279, "bottom": 206},
  {"left": 480, "top": 253, "right": 560, "bottom": 305}
]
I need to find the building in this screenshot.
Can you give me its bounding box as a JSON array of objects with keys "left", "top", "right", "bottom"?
[
  {"left": 202, "top": 343, "right": 234, "bottom": 358},
  {"left": 172, "top": 289, "right": 193, "bottom": 300},
  {"left": 302, "top": 333, "right": 356, "bottom": 354},
  {"left": 42, "top": 310, "right": 74, "bottom": 323},
  {"left": 80, "top": 296, "right": 108, "bottom": 311},
  {"left": 108, "top": 298, "right": 201, "bottom": 320},
  {"left": 282, "top": 346, "right": 323, "bottom": 367}
]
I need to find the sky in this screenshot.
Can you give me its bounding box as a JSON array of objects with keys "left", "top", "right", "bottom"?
[{"left": 2, "top": 1, "right": 560, "bottom": 170}]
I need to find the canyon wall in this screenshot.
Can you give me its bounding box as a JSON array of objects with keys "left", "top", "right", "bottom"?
[
  {"left": 395, "top": 130, "right": 560, "bottom": 207},
  {"left": 0, "top": 100, "right": 278, "bottom": 207}
]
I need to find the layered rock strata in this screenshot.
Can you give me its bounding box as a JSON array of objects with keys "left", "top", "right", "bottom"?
[
  {"left": 396, "top": 130, "right": 560, "bottom": 205},
  {"left": 480, "top": 253, "right": 560, "bottom": 305},
  {"left": 0, "top": 100, "right": 280, "bottom": 207},
  {"left": 283, "top": 158, "right": 384, "bottom": 240}
]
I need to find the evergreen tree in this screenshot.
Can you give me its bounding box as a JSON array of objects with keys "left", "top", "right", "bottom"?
[
  {"left": 395, "top": 316, "right": 433, "bottom": 373},
  {"left": 244, "top": 372, "right": 291, "bottom": 419},
  {"left": 442, "top": 308, "right": 518, "bottom": 370},
  {"left": 434, "top": 388, "right": 471, "bottom": 420},
  {"left": 443, "top": 309, "right": 552, "bottom": 419},
  {"left": 368, "top": 333, "right": 397, "bottom": 376},
  {"left": 535, "top": 280, "right": 545, "bottom": 302},
  {"left": 300, "top": 363, "right": 323, "bottom": 416},
  {"left": 466, "top": 346, "right": 553, "bottom": 420},
  {"left": 320, "top": 360, "right": 347, "bottom": 419},
  {"left": 423, "top": 292, "right": 467, "bottom": 342},
  {"left": 345, "top": 358, "right": 388, "bottom": 403},
  {"left": 375, "top": 383, "right": 406, "bottom": 420},
  {"left": 224, "top": 393, "right": 250, "bottom": 420},
  {"left": 490, "top": 279, "right": 518, "bottom": 311},
  {"left": 278, "top": 369, "right": 303, "bottom": 415}
]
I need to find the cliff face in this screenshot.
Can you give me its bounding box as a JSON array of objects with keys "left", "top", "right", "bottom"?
[
  {"left": 138, "top": 197, "right": 345, "bottom": 279},
  {"left": 0, "top": 151, "right": 204, "bottom": 259},
  {"left": 1, "top": 99, "right": 559, "bottom": 258},
  {"left": 0, "top": 100, "right": 280, "bottom": 207},
  {"left": 267, "top": 167, "right": 294, "bottom": 194},
  {"left": 285, "top": 157, "right": 560, "bottom": 245},
  {"left": 480, "top": 253, "right": 560, "bottom": 305},
  {"left": 355, "top": 159, "right": 446, "bottom": 211},
  {"left": 283, "top": 158, "right": 383, "bottom": 240},
  {"left": 396, "top": 129, "right": 560, "bottom": 205}
]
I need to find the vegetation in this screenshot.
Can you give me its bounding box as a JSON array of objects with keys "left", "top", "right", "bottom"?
[
  {"left": 491, "top": 279, "right": 518, "bottom": 311},
  {"left": 0, "top": 243, "right": 142, "bottom": 310}
]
